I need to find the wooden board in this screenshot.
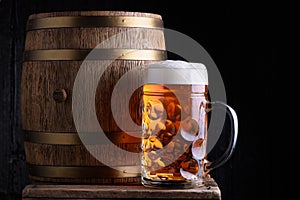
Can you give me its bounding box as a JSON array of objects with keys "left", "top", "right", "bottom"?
[{"left": 22, "top": 178, "right": 221, "bottom": 200}]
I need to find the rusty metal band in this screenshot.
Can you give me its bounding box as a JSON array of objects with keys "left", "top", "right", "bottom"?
[
  {"left": 23, "top": 49, "right": 167, "bottom": 61},
  {"left": 24, "top": 131, "right": 141, "bottom": 145},
  {"left": 26, "top": 16, "right": 163, "bottom": 30},
  {"left": 27, "top": 164, "right": 141, "bottom": 178}
]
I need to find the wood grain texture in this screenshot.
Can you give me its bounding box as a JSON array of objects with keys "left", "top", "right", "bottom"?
[
  {"left": 21, "top": 60, "right": 158, "bottom": 132},
  {"left": 22, "top": 177, "right": 221, "bottom": 200},
  {"left": 25, "top": 28, "right": 165, "bottom": 50},
  {"left": 21, "top": 11, "right": 166, "bottom": 184},
  {"left": 24, "top": 142, "right": 140, "bottom": 166},
  {"left": 21, "top": 61, "right": 78, "bottom": 132}
]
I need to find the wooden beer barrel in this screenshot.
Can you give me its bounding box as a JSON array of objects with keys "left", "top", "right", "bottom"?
[{"left": 21, "top": 11, "right": 166, "bottom": 184}]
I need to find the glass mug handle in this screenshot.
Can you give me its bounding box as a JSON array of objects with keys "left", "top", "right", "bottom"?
[{"left": 203, "top": 101, "right": 238, "bottom": 173}]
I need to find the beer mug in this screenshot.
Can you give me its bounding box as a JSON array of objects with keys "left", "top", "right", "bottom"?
[{"left": 141, "top": 60, "right": 238, "bottom": 188}]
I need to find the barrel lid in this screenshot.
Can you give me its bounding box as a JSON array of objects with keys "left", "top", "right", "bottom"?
[
  {"left": 28, "top": 11, "right": 162, "bottom": 20},
  {"left": 146, "top": 60, "right": 208, "bottom": 85}
]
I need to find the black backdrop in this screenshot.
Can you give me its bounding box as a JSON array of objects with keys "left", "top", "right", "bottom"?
[{"left": 0, "top": 0, "right": 297, "bottom": 200}]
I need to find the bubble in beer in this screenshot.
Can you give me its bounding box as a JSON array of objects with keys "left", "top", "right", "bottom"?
[
  {"left": 180, "top": 116, "right": 199, "bottom": 141},
  {"left": 149, "top": 136, "right": 163, "bottom": 150},
  {"left": 181, "top": 158, "right": 199, "bottom": 174},
  {"left": 192, "top": 138, "right": 206, "bottom": 160},
  {"left": 165, "top": 120, "right": 177, "bottom": 136},
  {"left": 157, "top": 130, "right": 173, "bottom": 146},
  {"left": 166, "top": 102, "right": 181, "bottom": 122},
  {"left": 179, "top": 168, "right": 198, "bottom": 180},
  {"left": 147, "top": 100, "right": 165, "bottom": 120}
]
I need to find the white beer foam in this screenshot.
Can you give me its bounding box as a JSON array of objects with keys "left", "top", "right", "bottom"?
[{"left": 146, "top": 60, "right": 208, "bottom": 85}]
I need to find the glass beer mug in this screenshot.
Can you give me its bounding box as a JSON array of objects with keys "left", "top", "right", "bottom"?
[{"left": 141, "top": 60, "right": 238, "bottom": 188}]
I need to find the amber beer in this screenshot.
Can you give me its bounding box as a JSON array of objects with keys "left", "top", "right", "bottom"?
[
  {"left": 140, "top": 60, "right": 238, "bottom": 188},
  {"left": 141, "top": 83, "right": 209, "bottom": 187}
]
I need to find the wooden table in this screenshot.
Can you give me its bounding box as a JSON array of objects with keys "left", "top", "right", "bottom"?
[{"left": 22, "top": 178, "right": 221, "bottom": 200}]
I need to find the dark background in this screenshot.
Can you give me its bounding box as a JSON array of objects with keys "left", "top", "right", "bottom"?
[{"left": 0, "top": 0, "right": 297, "bottom": 200}]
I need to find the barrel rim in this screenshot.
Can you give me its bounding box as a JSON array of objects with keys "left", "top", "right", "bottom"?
[
  {"left": 28, "top": 10, "right": 163, "bottom": 20},
  {"left": 26, "top": 16, "right": 164, "bottom": 31}
]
